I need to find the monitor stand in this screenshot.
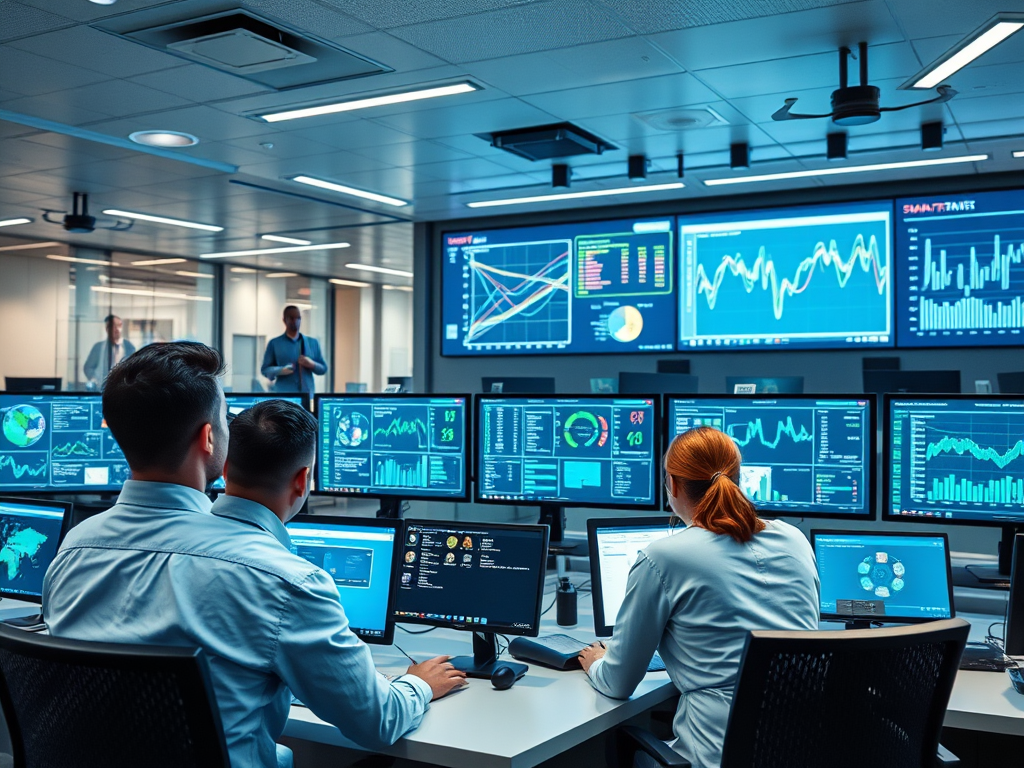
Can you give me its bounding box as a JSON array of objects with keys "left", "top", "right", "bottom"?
[
  {"left": 844, "top": 620, "right": 875, "bottom": 630},
  {"left": 449, "top": 631, "right": 527, "bottom": 680},
  {"left": 965, "top": 525, "right": 1021, "bottom": 585},
  {"left": 540, "top": 503, "right": 584, "bottom": 556},
  {"left": 376, "top": 498, "right": 403, "bottom": 520}
]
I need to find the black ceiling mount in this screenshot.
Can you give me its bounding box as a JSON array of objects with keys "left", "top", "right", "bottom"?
[
  {"left": 772, "top": 42, "right": 956, "bottom": 126},
  {"left": 481, "top": 123, "right": 616, "bottom": 161},
  {"left": 42, "top": 193, "right": 132, "bottom": 234}
]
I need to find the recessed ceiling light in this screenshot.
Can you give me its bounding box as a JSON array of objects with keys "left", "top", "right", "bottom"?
[
  {"left": 262, "top": 234, "right": 311, "bottom": 246},
  {"left": 231, "top": 267, "right": 258, "bottom": 273},
  {"left": 103, "top": 209, "right": 223, "bottom": 232},
  {"left": 129, "top": 131, "right": 199, "bottom": 148},
  {"left": 88, "top": 0, "right": 117, "bottom": 5},
  {"left": 0, "top": 241, "right": 60, "bottom": 252},
  {"left": 702, "top": 154, "right": 988, "bottom": 186},
  {"left": 46, "top": 254, "right": 119, "bottom": 266},
  {"left": 1014, "top": 151, "right": 1024, "bottom": 158},
  {"left": 200, "top": 242, "right": 350, "bottom": 259},
  {"left": 291, "top": 176, "right": 409, "bottom": 207},
  {"left": 466, "top": 182, "right": 685, "bottom": 209},
  {"left": 265, "top": 272, "right": 298, "bottom": 278},
  {"left": 175, "top": 270, "right": 215, "bottom": 279},
  {"left": 330, "top": 278, "right": 370, "bottom": 287},
  {"left": 905, "top": 14, "right": 1024, "bottom": 89},
  {"left": 258, "top": 82, "right": 479, "bottom": 123},
  {"left": 131, "top": 258, "right": 188, "bottom": 266},
  {"left": 345, "top": 263, "right": 414, "bottom": 277},
  {"left": 91, "top": 286, "right": 211, "bottom": 302},
  {"left": 0, "top": 217, "right": 33, "bottom": 228}
]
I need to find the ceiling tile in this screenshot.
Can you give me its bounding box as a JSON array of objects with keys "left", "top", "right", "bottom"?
[
  {"left": 522, "top": 72, "right": 718, "bottom": 120},
  {"left": 595, "top": 0, "right": 864, "bottom": 35},
  {"left": 1, "top": 93, "right": 113, "bottom": 125},
  {"left": 369, "top": 97, "right": 557, "bottom": 139},
  {"left": 289, "top": 119, "right": 419, "bottom": 150},
  {"left": 240, "top": 0, "right": 374, "bottom": 38},
  {"left": 389, "top": 0, "right": 634, "bottom": 63},
  {"left": 9, "top": 26, "right": 183, "bottom": 77},
  {"left": 129, "top": 65, "right": 271, "bottom": 103},
  {"left": 13, "top": 0, "right": 172, "bottom": 22},
  {"left": 330, "top": 31, "right": 449, "bottom": 70},
  {"left": 0, "top": 46, "right": 112, "bottom": 97},
  {"left": 40, "top": 80, "right": 192, "bottom": 119},
  {"left": 218, "top": 132, "right": 336, "bottom": 161},
  {"left": 87, "top": 105, "right": 272, "bottom": 144},
  {"left": 353, "top": 140, "right": 473, "bottom": 166},
  {"left": 323, "top": 0, "right": 541, "bottom": 29},
  {"left": 412, "top": 157, "right": 522, "bottom": 181},
  {"left": 886, "top": 0, "right": 1014, "bottom": 40},
  {"left": 241, "top": 151, "right": 395, "bottom": 180},
  {"left": 0, "top": 0, "right": 73, "bottom": 42},
  {"left": 948, "top": 91, "right": 1024, "bottom": 125},
  {"left": 17, "top": 131, "right": 139, "bottom": 162},
  {"left": 911, "top": 33, "right": 1024, "bottom": 72}
]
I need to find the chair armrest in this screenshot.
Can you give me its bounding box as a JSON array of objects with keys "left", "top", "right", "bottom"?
[
  {"left": 618, "top": 726, "right": 691, "bottom": 767},
  {"left": 936, "top": 743, "right": 960, "bottom": 767}
]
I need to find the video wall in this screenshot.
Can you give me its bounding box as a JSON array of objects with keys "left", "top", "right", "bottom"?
[{"left": 440, "top": 187, "right": 1024, "bottom": 355}]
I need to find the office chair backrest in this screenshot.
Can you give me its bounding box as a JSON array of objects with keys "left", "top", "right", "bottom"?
[
  {"left": 0, "top": 624, "right": 230, "bottom": 768},
  {"left": 721, "top": 618, "right": 969, "bottom": 768}
]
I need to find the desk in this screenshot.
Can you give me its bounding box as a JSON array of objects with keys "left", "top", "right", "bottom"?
[{"left": 284, "top": 577, "right": 677, "bottom": 768}]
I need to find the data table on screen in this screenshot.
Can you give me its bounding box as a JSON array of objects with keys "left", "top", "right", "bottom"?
[
  {"left": 897, "top": 189, "right": 1024, "bottom": 347},
  {"left": 678, "top": 201, "right": 893, "bottom": 350},
  {"left": 441, "top": 218, "right": 675, "bottom": 356}
]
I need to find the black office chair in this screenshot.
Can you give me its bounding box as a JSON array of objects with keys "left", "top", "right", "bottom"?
[
  {"left": 0, "top": 624, "right": 230, "bottom": 768},
  {"left": 618, "top": 618, "right": 969, "bottom": 768}
]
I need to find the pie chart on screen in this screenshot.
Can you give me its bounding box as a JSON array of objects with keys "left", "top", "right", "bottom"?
[{"left": 608, "top": 306, "right": 643, "bottom": 342}]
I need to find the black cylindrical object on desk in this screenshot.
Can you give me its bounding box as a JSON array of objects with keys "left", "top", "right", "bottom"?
[{"left": 556, "top": 577, "right": 577, "bottom": 627}]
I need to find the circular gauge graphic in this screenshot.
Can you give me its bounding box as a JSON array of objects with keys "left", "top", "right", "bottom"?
[
  {"left": 857, "top": 552, "right": 905, "bottom": 599},
  {"left": 563, "top": 411, "right": 609, "bottom": 449},
  {"left": 608, "top": 306, "right": 643, "bottom": 343},
  {"left": 2, "top": 405, "right": 46, "bottom": 448},
  {"left": 336, "top": 411, "right": 370, "bottom": 447}
]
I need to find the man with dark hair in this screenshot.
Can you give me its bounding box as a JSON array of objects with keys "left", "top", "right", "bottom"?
[
  {"left": 83, "top": 313, "right": 136, "bottom": 386},
  {"left": 44, "top": 354, "right": 463, "bottom": 768},
  {"left": 261, "top": 305, "right": 328, "bottom": 396}
]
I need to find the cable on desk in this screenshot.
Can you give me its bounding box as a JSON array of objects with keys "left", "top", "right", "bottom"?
[
  {"left": 540, "top": 593, "right": 558, "bottom": 617},
  {"left": 398, "top": 625, "right": 438, "bottom": 635}
]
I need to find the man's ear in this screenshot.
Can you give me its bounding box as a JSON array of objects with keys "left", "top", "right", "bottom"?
[
  {"left": 292, "top": 465, "right": 310, "bottom": 497},
  {"left": 200, "top": 422, "right": 215, "bottom": 457}
]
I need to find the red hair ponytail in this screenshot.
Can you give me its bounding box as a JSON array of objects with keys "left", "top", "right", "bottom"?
[{"left": 665, "top": 426, "right": 765, "bottom": 544}]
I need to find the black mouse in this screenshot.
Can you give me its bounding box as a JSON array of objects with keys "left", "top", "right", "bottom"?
[{"left": 490, "top": 664, "right": 518, "bottom": 691}]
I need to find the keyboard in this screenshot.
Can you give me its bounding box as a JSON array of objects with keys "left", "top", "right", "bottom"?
[{"left": 508, "top": 633, "right": 666, "bottom": 673}]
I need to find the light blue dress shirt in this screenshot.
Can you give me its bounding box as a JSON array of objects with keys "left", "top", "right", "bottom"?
[
  {"left": 43, "top": 482, "right": 431, "bottom": 768},
  {"left": 260, "top": 333, "right": 327, "bottom": 395},
  {"left": 588, "top": 520, "right": 820, "bottom": 768}
]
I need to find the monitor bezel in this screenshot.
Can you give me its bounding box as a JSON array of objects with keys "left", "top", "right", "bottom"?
[
  {"left": 473, "top": 393, "right": 663, "bottom": 511},
  {"left": 881, "top": 393, "right": 1024, "bottom": 528},
  {"left": 811, "top": 528, "right": 955, "bottom": 625},
  {"left": 311, "top": 393, "right": 472, "bottom": 502},
  {"left": 0, "top": 391, "right": 128, "bottom": 495},
  {"left": 663, "top": 393, "right": 878, "bottom": 521},
  {"left": 587, "top": 515, "right": 677, "bottom": 637},
  {"left": 395, "top": 519, "right": 550, "bottom": 637},
  {"left": 224, "top": 392, "right": 311, "bottom": 412},
  {"left": 0, "top": 496, "right": 73, "bottom": 604},
  {"left": 287, "top": 513, "right": 404, "bottom": 646}
]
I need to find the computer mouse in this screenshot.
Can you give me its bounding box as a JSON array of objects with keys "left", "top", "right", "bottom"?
[{"left": 490, "top": 664, "right": 518, "bottom": 691}]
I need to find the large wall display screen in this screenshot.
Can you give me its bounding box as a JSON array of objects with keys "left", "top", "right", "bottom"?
[
  {"left": 678, "top": 201, "right": 893, "bottom": 350},
  {"left": 896, "top": 189, "right": 1024, "bottom": 347},
  {"left": 441, "top": 218, "right": 675, "bottom": 356}
]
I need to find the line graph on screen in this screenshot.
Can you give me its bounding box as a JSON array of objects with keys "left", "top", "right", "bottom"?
[{"left": 466, "top": 239, "right": 571, "bottom": 348}]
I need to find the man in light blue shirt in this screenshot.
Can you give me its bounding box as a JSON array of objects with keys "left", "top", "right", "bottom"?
[
  {"left": 260, "top": 305, "right": 327, "bottom": 396},
  {"left": 44, "top": 343, "right": 464, "bottom": 768}
]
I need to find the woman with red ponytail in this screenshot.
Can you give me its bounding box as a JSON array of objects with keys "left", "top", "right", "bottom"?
[{"left": 579, "top": 426, "right": 819, "bottom": 768}]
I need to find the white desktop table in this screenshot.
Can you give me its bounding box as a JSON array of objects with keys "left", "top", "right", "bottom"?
[{"left": 284, "top": 581, "right": 677, "bottom": 768}]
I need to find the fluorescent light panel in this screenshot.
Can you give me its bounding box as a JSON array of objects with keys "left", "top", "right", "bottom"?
[
  {"left": 330, "top": 278, "right": 370, "bottom": 288},
  {"left": 175, "top": 270, "right": 214, "bottom": 279},
  {"left": 0, "top": 218, "right": 32, "bottom": 228},
  {"left": 291, "top": 175, "right": 408, "bottom": 207},
  {"left": 103, "top": 209, "right": 223, "bottom": 232},
  {"left": 0, "top": 241, "right": 59, "bottom": 252},
  {"left": 265, "top": 272, "right": 297, "bottom": 278},
  {"left": 231, "top": 267, "right": 258, "bottom": 273},
  {"left": 260, "top": 82, "right": 479, "bottom": 123},
  {"left": 131, "top": 258, "right": 187, "bottom": 266},
  {"left": 466, "top": 182, "right": 685, "bottom": 209},
  {"left": 911, "top": 18, "right": 1024, "bottom": 89},
  {"left": 262, "top": 234, "right": 311, "bottom": 246},
  {"left": 382, "top": 285, "right": 414, "bottom": 292},
  {"left": 345, "top": 263, "right": 413, "bottom": 278},
  {"left": 90, "top": 285, "right": 211, "bottom": 302},
  {"left": 46, "top": 254, "right": 119, "bottom": 266},
  {"left": 200, "top": 242, "right": 350, "bottom": 259},
  {"left": 703, "top": 154, "right": 988, "bottom": 186},
  {"left": 1014, "top": 151, "right": 1024, "bottom": 158}
]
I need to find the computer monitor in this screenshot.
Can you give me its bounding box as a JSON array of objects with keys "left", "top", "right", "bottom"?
[
  {"left": 314, "top": 394, "right": 470, "bottom": 516},
  {"left": 395, "top": 520, "right": 549, "bottom": 678},
  {"left": 725, "top": 376, "right": 804, "bottom": 395},
  {"left": 812, "top": 530, "right": 954, "bottom": 628},
  {"left": 0, "top": 497, "right": 72, "bottom": 603},
  {"left": 481, "top": 377, "right": 556, "bottom": 394},
  {"left": 1005, "top": 534, "right": 1024, "bottom": 655},
  {"left": 286, "top": 515, "right": 402, "bottom": 645},
  {"left": 587, "top": 517, "right": 680, "bottom": 637},
  {"left": 863, "top": 369, "right": 960, "bottom": 395},
  {"left": 476, "top": 395, "right": 661, "bottom": 546},
  {"left": 0, "top": 393, "right": 129, "bottom": 493},
  {"left": 999, "top": 372, "right": 1024, "bottom": 394},
  {"left": 667, "top": 395, "right": 875, "bottom": 520},
  {"left": 4, "top": 378, "right": 61, "bottom": 392},
  {"left": 618, "top": 372, "right": 698, "bottom": 395},
  {"left": 883, "top": 394, "right": 1024, "bottom": 576}
]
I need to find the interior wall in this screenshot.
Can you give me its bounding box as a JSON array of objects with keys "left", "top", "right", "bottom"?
[
  {"left": 0, "top": 250, "right": 69, "bottom": 383},
  {"left": 333, "top": 286, "right": 363, "bottom": 391}
]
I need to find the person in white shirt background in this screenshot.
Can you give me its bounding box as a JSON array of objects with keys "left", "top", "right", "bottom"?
[{"left": 83, "top": 314, "right": 136, "bottom": 387}]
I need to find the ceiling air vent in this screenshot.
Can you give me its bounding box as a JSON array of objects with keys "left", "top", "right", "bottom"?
[
  {"left": 480, "top": 123, "right": 616, "bottom": 161},
  {"left": 167, "top": 28, "right": 316, "bottom": 75},
  {"left": 633, "top": 107, "right": 727, "bottom": 132}
]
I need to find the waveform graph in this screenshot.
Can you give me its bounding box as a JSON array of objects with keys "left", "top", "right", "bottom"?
[
  {"left": 0, "top": 453, "right": 48, "bottom": 486},
  {"left": 680, "top": 206, "right": 892, "bottom": 347},
  {"left": 466, "top": 239, "right": 572, "bottom": 349},
  {"left": 371, "top": 406, "right": 428, "bottom": 452},
  {"left": 725, "top": 410, "right": 815, "bottom": 466},
  {"left": 52, "top": 432, "right": 101, "bottom": 459}
]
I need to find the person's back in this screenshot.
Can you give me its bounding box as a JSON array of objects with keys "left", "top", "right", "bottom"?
[{"left": 580, "top": 427, "right": 819, "bottom": 768}]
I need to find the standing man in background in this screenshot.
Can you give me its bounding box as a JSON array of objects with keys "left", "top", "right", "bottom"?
[
  {"left": 83, "top": 314, "right": 136, "bottom": 387},
  {"left": 261, "top": 305, "right": 328, "bottom": 395}
]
